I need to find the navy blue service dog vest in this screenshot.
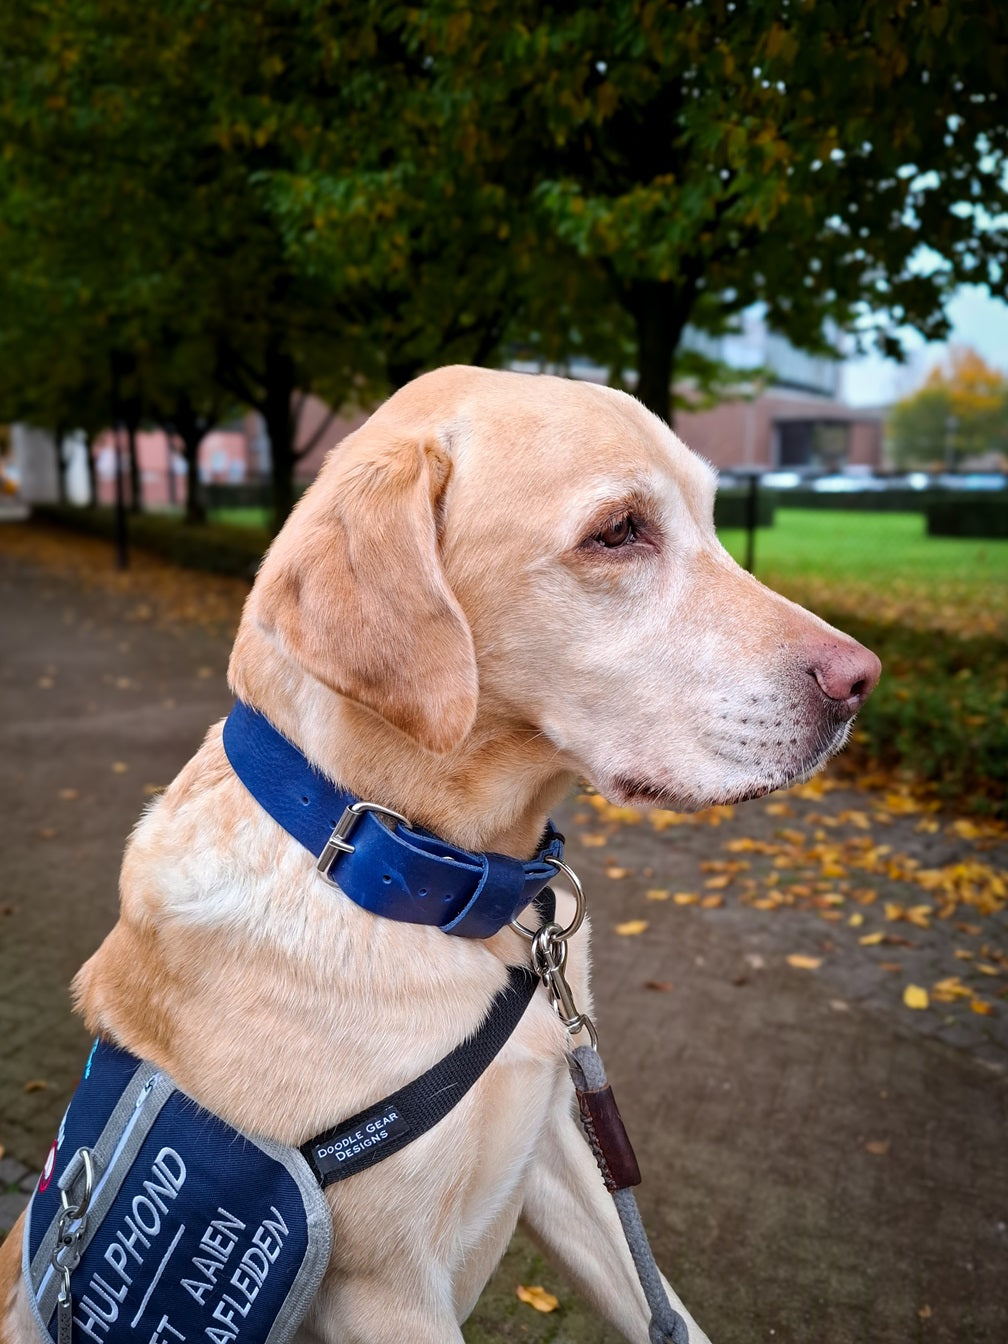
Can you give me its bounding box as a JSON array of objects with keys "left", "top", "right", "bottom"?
[{"left": 23, "top": 1041, "right": 332, "bottom": 1344}]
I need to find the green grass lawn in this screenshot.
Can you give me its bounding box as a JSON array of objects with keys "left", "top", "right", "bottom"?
[
  {"left": 718, "top": 507, "right": 1008, "bottom": 597},
  {"left": 209, "top": 505, "right": 273, "bottom": 529}
]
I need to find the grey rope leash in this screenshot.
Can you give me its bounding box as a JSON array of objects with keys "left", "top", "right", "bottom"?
[
  {"left": 567, "top": 1044, "right": 689, "bottom": 1344},
  {"left": 511, "top": 859, "right": 690, "bottom": 1344}
]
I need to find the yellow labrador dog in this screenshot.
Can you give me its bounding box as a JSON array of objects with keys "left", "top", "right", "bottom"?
[{"left": 1, "top": 366, "right": 879, "bottom": 1344}]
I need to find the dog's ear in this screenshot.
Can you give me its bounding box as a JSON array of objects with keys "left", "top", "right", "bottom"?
[{"left": 252, "top": 434, "right": 478, "bottom": 754}]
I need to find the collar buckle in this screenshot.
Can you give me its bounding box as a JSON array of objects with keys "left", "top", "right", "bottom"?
[{"left": 316, "top": 801, "right": 413, "bottom": 888}]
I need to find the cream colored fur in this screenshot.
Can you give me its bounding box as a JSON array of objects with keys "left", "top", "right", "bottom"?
[{"left": 0, "top": 366, "right": 880, "bottom": 1343}]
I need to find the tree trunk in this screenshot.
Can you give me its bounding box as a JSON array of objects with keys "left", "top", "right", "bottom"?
[
  {"left": 624, "top": 279, "right": 692, "bottom": 428},
  {"left": 262, "top": 340, "right": 299, "bottom": 533},
  {"left": 181, "top": 429, "right": 206, "bottom": 524},
  {"left": 85, "top": 438, "right": 98, "bottom": 508},
  {"left": 171, "top": 395, "right": 208, "bottom": 525},
  {"left": 52, "top": 426, "right": 67, "bottom": 506},
  {"left": 126, "top": 417, "right": 142, "bottom": 513},
  {"left": 113, "top": 426, "right": 129, "bottom": 570}
]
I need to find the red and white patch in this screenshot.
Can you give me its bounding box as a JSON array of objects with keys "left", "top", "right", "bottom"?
[{"left": 38, "top": 1141, "right": 58, "bottom": 1193}]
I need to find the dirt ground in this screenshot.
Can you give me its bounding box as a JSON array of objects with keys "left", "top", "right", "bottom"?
[{"left": 1, "top": 519, "right": 1006, "bottom": 1344}]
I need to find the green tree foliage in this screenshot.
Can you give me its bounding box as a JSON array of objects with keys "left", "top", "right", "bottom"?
[
  {"left": 259, "top": 1, "right": 1008, "bottom": 424},
  {"left": 0, "top": 1, "right": 379, "bottom": 526},
  {"left": 1, "top": 1, "right": 1007, "bottom": 526},
  {"left": 887, "top": 347, "right": 1008, "bottom": 469}
]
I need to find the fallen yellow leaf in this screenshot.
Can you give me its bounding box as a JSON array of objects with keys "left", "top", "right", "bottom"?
[
  {"left": 614, "top": 920, "right": 648, "bottom": 936},
  {"left": 516, "top": 1285, "right": 559, "bottom": 1314},
  {"left": 859, "top": 931, "right": 886, "bottom": 946},
  {"left": 951, "top": 819, "right": 982, "bottom": 839},
  {"left": 848, "top": 912, "right": 864, "bottom": 927},
  {"left": 786, "top": 954, "right": 822, "bottom": 970},
  {"left": 673, "top": 892, "right": 699, "bottom": 906},
  {"left": 931, "top": 976, "right": 971, "bottom": 1002},
  {"left": 646, "top": 888, "right": 670, "bottom": 901},
  {"left": 605, "top": 866, "right": 630, "bottom": 880},
  {"left": 970, "top": 999, "right": 995, "bottom": 1017},
  {"left": 904, "top": 904, "right": 932, "bottom": 929},
  {"left": 580, "top": 833, "right": 607, "bottom": 847},
  {"left": 903, "top": 985, "right": 929, "bottom": 1010}
]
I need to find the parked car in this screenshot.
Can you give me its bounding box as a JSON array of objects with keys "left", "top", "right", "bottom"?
[
  {"left": 758, "top": 470, "right": 806, "bottom": 489},
  {"left": 936, "top": 472, "right": 1007, "bottom": 491},
  {"left": 811, "top": 473, "right": 887, "bottom": 493}
]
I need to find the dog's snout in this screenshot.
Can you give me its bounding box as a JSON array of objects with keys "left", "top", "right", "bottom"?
[{"left": 809, "top": 641, "right": 882, "bottom": 716}]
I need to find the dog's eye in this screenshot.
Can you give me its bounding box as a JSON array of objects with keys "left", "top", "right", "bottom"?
[{"left": 595, "top": 515, "right": 636, "bottom": 548}]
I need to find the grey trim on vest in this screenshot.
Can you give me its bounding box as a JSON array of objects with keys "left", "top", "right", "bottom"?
[
  {"left": 255, "top": 1135, "right": 333, "bottom": 1344},
  {"left": 25, "top": 1060, "right": 167, "bottom": 1334}
]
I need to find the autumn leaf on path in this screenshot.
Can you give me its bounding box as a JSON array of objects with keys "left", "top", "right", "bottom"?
[
  {"left": 903, "top": 985, "right": 930, "bottom": 1010},
  {"left": 516, "top": 1285, "right": 559, "bottom": 1313},
  {"left": 786, "top": 954, "right": 822, "bottom": 970},
  {"left": 614, "top": 920, "right": 648, "bottom": 936}
]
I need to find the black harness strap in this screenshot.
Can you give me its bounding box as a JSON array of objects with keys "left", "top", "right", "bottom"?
[{"left": 301, "top": 961, "right": 542, "bottom": 1188}]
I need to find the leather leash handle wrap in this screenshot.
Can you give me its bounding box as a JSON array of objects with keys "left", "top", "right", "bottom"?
[{"left": 575, "top": 1083, "right": 642, "bottom": 1193}]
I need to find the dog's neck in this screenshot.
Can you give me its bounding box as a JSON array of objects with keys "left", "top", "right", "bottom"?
[{"left": 228, "top": 645, "right": 575, "bottom": 860}]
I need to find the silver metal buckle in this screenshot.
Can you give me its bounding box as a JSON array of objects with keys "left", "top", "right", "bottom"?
[{"left": 316, "top": 801, "right": 413, "bottom": 887}]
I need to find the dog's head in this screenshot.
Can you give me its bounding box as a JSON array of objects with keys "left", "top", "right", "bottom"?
[{"left": 231, "top": 366, "right": 879, "bottom": 814}]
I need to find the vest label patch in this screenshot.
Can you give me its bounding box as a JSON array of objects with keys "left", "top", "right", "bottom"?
[{"left": 309, "top": 1107, "right": 411, "bottom": 1179}]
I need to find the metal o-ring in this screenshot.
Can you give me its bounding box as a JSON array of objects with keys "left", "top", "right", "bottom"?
[{"left": 511, "top": 857, "right": 586, "bottom": 941}]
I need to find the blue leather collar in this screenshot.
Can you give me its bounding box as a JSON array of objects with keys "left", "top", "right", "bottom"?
[{"left": 221, "top": 701, "right": 564, "bottom": 938}]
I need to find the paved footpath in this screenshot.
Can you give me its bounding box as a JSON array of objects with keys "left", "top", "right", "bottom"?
[{"left": 1, "top": 522, "right": 1006, "bottom": 1344}]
